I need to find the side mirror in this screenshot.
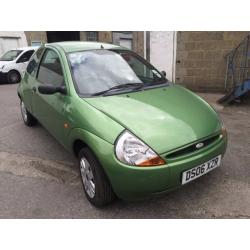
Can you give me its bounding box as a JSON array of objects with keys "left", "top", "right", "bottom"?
[
  {"left": 38, "top": 84, "right": 67, "bottom": 95},
  {"left": 161, "top": 70, "right": 166, "bottom": 77}
]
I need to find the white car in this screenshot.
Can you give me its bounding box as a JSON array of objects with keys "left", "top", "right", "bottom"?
[{"left": 0, "top": 46, "right": 38, "bottom": 84}]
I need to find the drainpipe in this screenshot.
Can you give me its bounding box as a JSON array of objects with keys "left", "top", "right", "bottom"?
[
  {"left": 146, "top": 31, "right": 150, "bottom": 62},
  {"left": 143, "top": 31, "right": 147, "bottom": 59},
  {"left": 172, "top": 31, "right": 177, "bottom": 83}
]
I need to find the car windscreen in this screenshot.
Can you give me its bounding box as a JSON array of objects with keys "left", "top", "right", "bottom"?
[
  {"left": 0, "top": 50, "right": 23, "bottom": 61},
  {"left": 68, "top": 49, "right": 166, "bottom": 96}
]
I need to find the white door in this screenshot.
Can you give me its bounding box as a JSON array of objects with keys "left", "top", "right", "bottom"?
[
  {"left": 149, "top": 31, "right": 177, "bottom": 82},
  {"left": 2, "top": 38, "right": 19, "bottom": 53},
  {"left": 119, "top": 39, "right": 132, "bottom": 50}
]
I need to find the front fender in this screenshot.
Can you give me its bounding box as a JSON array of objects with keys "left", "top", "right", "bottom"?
[
  {"left": 68, "top": 127, "right": 116, "bottom": 181},
  {"left": 68, "top": 127, "right": 114, "bottom": 159}
]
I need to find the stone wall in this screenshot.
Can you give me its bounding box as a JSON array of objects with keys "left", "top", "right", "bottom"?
[
  {"left": 133, "top": 31, "right": 144, "bottom": 57},
  {"left": 175, "top": 31, "right": 250, "bottom": 92},
  {"left": 25, "top": 31, "right": 47, "bottom": 46},
  {"left": 98, "top": 31, "right": 113, "bottom": 43}
]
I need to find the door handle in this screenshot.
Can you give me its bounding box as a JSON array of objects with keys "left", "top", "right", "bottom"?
[{"left": 32, "top": 87, "right": 36, "bottom": 92}]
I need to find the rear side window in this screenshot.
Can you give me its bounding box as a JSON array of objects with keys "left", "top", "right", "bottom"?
[
  {"left": 37, "top": 49, "right": 64, "bottom": 86},
  {"left": 26, "top": 47, "right": 45, "bottom": 76}
]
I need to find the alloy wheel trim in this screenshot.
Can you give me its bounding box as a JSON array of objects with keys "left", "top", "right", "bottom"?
[
  {"left": 21, "top": 101, "right": 28, "bottom": 122},
  {"left": 80, "top": 156, "right": 95, "bottom": 198}
]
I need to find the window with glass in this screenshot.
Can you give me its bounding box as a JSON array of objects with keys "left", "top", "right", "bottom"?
[
  {"left": 86, "top": 31, "right": 98, "bottom": 41},
  {"left": 0, "top": 50, "right": 23, "bottom": 61},
  {"left": 68, "top": 49, "right": 166, "bottom": 96},
  {"left": 37, "top": 49, "right": 64, "bottom": 86},
  {"left": 26, "top": 47, "right": 45, "bottom": 76},
  {"left": 17, "top": 50, "right": 35, "bottom": 63}
]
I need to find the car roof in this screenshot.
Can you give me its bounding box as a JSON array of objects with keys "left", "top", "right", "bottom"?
[
  {"left": 46, "top": 41, "right": 127, "bottom": 53},
  {"left": 11, "top": 46, "right": 39, "bottom": 51}
]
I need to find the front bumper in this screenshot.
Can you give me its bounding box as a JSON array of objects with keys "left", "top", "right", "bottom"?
[
  {"left": 100, "top": 134, "right": 227, "bottom": 200},
  {"left": 0, "top": 71, "right": 8, "bottom": 82}
]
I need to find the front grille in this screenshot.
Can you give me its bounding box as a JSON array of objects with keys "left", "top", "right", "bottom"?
[{"left": 166, "top": 134, "right": 220, "bottom": 159}]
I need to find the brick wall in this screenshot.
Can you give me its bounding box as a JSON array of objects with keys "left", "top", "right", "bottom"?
[{"left": 175, "top": 31, "right": 250, "bottom": 92}]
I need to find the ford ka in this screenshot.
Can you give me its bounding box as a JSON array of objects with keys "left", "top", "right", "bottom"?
[{"left": 17, "top": 42, "right": 227, "bottom": 206}]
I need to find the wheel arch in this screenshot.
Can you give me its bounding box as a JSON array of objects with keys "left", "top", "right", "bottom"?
[
  {"left": 69, "top": 128, "right": 115, "bottom": 186},
  {"left": 73, "top": 139, "right": 89, "bottom": 157}
]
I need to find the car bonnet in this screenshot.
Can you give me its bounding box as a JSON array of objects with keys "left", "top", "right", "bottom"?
[{"left": 84, "top": 85, "right": 221, "bottom": 154}]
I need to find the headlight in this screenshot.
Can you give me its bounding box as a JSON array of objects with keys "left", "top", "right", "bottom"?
[{"left": 115, "top": 131, "right": 166, "bottom": 166}]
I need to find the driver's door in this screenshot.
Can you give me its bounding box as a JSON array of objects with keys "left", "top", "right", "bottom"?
[{"left": 32, "top": 48, "right": 70, "bottom": 146}]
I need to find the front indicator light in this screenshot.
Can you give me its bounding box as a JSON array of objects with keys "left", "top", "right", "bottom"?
[
  {"left": 137, "top": 156, "right": 166, "bottom": 166},
  {"left": 115, "top": 130, "right": 166, "bottom": 167}
]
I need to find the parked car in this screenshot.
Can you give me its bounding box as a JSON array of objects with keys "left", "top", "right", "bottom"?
[
  {"left": 17, "top": 42, "right": 227, "bottom": 206},
  {"left": 0, "top": 46, "right": 38, "bottom": 84}
]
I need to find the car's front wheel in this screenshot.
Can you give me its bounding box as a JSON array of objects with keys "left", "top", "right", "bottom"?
[
  {"left": 78, "top": 148, "right": 115, "bottom": 207},
  {"left": 20, "top": 100, "right": 37, "bottom": 126},
  {"left": 7, "top": 70, "right": 21, "bottom": 84}
]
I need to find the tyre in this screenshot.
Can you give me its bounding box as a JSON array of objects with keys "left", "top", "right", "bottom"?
[
  {"left": 78, "top": 147, "right": 115, "bottom": 206},
  {"left": 7, "top": 70, "right": 21, "bottom": 84},
  {"left": 20, "top": 100, "right": 37, "bottom": 126}
]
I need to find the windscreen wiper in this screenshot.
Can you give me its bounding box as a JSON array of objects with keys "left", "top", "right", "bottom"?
[{"left": 92, "top": 82, "right": 144, "bottom": 96}]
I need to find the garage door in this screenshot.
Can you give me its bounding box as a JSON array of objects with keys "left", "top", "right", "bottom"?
[
  {"left": 0, "top": 37, "right": 20, "bottom": 55},
  {"left": 119, "top": 39, "right": 132, "bottom": 50}
]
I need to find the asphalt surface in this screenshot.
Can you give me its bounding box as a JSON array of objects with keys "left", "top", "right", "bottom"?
[{"left": 0, "top": 83, "right": 249, "bottom": 218}]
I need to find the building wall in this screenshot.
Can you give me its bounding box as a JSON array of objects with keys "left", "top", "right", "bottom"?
[
  {"left": 175, "top": 31, "right": 250, "bottom": 92},
  {"left": 80, "top": 31, "right": 87, "bottom": 41},
  {"left": 25, "top": 31, "right": 47, "bottom": 46},
  {"left": 132, "top": 31, "right": 144, "bottom": 57},
  {"left": 98, "top": 31, "right": 113, "bottom": 43},
  {"left": 0, "top": 31, "right": 27, "bottom": 55},
  {"left": 24, "top": 31, "right": 144, "bottom": 57}
]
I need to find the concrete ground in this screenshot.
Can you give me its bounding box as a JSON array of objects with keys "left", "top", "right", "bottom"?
[{"left": 0, "top": 83, "right": 249, "bottom": 218}]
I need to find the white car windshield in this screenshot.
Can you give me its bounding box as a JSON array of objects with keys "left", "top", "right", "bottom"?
[
  {"left": 68, "top": 49, "right": 166, "bottom": 96},
  {"left": 0, "top": 50, "right": 23, "bottom": 61}
]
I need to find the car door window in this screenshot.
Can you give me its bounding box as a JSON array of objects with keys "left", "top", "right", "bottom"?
[
  {"left": 17, "top": 50, "right": 35, "bottom": 63},
  {"left": 37, "top": 49, "right": 64, "bottom": 86},
  {"left": 26, "top": 47, "right": 45, "bottom": 77}
]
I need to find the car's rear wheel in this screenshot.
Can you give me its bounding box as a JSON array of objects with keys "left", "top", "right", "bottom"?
[
  {"left": 7, "top": 70, "right": 21, "bottom": 84},
  {"left": 20, "top": 100, "right": 37, "bottom": 126},
  {"left": 78, "top": 148, "right": 115, "bottom": 207}
]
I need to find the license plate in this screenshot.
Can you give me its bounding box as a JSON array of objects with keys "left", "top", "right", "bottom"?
[{"left": 182, "top": 155, "right": 221, "bottom": 185}]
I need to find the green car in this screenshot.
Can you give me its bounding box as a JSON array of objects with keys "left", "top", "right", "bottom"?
[{"left": 17, "top": 41, "right": 227, "bottom": 206}]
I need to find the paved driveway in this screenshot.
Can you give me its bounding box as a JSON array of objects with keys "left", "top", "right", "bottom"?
[{"left": 0, "top": 83, "right": 249, "bottom": 218}]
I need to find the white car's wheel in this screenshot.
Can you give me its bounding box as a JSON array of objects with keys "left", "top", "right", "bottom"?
[{"left": 7, "top": 70, "right": 21, "bottom": 84}]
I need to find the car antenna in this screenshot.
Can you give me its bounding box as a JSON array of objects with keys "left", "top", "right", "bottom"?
[{"left": 101, "top": 44, "right": 104, "bottom": 49}]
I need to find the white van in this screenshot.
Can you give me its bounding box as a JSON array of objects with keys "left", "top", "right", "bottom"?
[{"left": 0, "top": 46, "right": 38, "bottom": 84}]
